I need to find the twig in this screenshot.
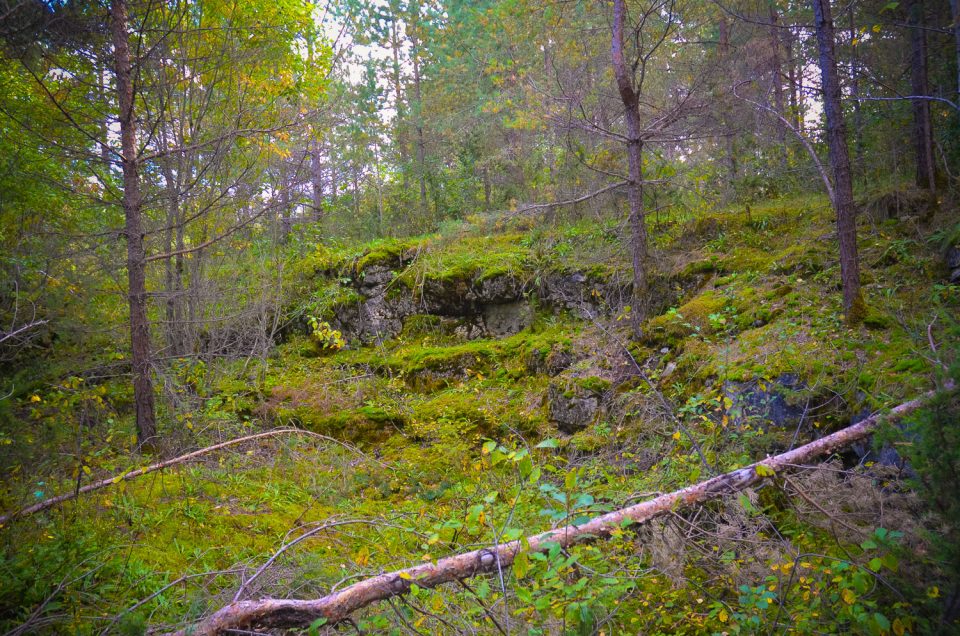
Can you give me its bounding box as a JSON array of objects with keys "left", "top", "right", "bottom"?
[
  {"left": 233, "top": 519, "right": 373, "bottom": 602},
  {"left": 781, "top": 474, "right": 867, "bottom": 538}
]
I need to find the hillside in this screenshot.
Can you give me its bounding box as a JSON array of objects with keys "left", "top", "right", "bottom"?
[{"left": 2, "top": 192, "right": 959, "bottom": 634}]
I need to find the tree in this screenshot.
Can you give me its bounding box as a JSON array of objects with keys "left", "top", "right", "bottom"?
[
  {"left": 811, "top": 0, "right": 864, "bottom": 323},
  {"left": 611, "top": 0, "right": 652, "bottom": 323},
  {"left": 907, "top": 0, "right": 936, "bottom": 191},
  {"left": 110, "top": 0, "right": 157, "bottom": 447}
]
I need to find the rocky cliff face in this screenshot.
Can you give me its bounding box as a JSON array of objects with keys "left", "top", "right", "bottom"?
[{"left": 327, "top": 263, "right": 626, "bottom": 345}]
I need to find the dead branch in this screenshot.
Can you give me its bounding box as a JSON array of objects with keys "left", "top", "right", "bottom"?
[
  {"left": 0, "top": 429, "right": 386, "bottom": 527},
  {"left": 166, "top": 388, "right": 940, "bottom": 636},
  {"left": 512, "top": 180, "right": 628, "bottom": 215}
]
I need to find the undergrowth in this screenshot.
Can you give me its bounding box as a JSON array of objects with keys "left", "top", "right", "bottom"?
[{"left": 1, "top": 193, "right": 958, "bottom": 634}]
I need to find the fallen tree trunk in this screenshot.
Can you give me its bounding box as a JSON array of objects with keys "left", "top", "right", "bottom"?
[
  {"left": 0, "top": 428, "right": 382, "bottom": 527},
  {"left": 169, "top": 388, "right": 940, "bottom": 636}
]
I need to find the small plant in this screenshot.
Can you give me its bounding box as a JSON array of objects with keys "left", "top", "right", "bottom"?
[{"left": 307, "top": 316, "right": 345, "bottom": 351}]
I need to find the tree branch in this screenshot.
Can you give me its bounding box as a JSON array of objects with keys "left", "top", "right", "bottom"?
[
  {"left": 512, "top": 180, "right": 630, "bottom": 215},
  {"left": 0, "top": 429, "right": 387, "bottom": 526},
  {"left": 733, "top": 80, "right": 835, "bottom": 205}
]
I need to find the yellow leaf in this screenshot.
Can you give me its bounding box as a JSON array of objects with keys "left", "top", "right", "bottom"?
[
  {"left": 672, "top": 431, "right": 682, "bottom": 441},
  {"left": 755, "top": 464, "right": 776, "bottom": 477},
  {"left": 842, "top": 588, "right": 856, "bottom": 605},
  {"left": 354, "top": 546, "right": 370, "bottom": 567},
  {"left": 399, "top": 572, "right": 412, "bottom": 580},
  {"left": 928, "top": 585, "right": 940, "bottom": 598},
  {"left": 719, "top": 609, "right": 728, "bottom": 623},
  {"left": 892, "top": 618, "right": 906, "bottom": 636},
  {"left": 29, "top": 395, "right": 41, "bottom": 403},
  {"left": 82, "top": 465, "right": 92, "bottom": 476}
]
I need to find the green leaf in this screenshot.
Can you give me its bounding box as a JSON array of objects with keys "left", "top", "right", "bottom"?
[
  {"left": 528, "top": 466, "right": 541, "bottom": 484},
  {"left": 307, "top": 618, "right": 328, "bottom": 636},
  {"left": 873, "top": 612, "right": 891, "bottom": 631},
  {"left": 536, "top": 438, "right": 559, "bottom": 449}
]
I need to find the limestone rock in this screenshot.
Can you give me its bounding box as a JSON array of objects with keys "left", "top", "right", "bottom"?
[{"left": 547, "top": 377, "right": 610, "bottom": 434}]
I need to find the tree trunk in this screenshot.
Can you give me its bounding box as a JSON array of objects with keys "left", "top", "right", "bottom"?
[
  {"left": 951, "top": 0, "right": 960, "bottom": 109},
  {"left": 161, "top": 154, "right": 183, "bottom": 357},
  {"left": 168, "top": 387, "right": 940, "bottom": 636},
  {"left": 611, "top": 0, "right": 649, "bottom": 324},
  {"left": 310, "top": 139, "right": 324, "bottom": 222},
  {"left": 908, "top": 0, "right": 936, "bottom": 191},
  {"left": 718, "top": 18, "right": 738, "bottom": 197},
  {"left": 848, "top": 10, "right": 864, "bottom": 178},
  {"left": 811, "top": 0, "right": 864, "bottom": 324},
  {"left": 279, "top": 163, "right": 292, "bottom": 243},
  {"left": 482, "top": 165, "right": 491, "bottom": 209},
  {"left": 786, "top": 29, "right": 801, "bottom": 133},
  {"left": 769, "top": 6, "right": 788, "bottom": 167},
  {"left": 409, "top": 4, "right": 428, "bottom": 215},
  {"left": 110, "top": 0, "right": 157, "bottom": 448},
  {"left": 390, "top": 17, "right": 409, "bottom": 191},
  {"left": 330, "top": 153, "right": 339, "bottom": 209}
]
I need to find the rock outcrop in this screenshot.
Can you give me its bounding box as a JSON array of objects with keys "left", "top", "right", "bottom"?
[{"left": 327, "top": 263, "right": 622, "bottom": 344}]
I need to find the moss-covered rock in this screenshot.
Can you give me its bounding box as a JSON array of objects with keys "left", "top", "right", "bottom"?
[
  {"left": 278, "top": 405, "right": 405, "bottom": 445},
  {"left": 547, "top": 375, "right": 611, "bottom": 434}
]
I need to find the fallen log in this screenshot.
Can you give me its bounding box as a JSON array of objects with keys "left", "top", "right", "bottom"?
[
  {"left": 0, "top": 428, "right": 383, "bottom": 527},
  {"left": 169, "top": 388, "right": 941, "bottom": 636}
]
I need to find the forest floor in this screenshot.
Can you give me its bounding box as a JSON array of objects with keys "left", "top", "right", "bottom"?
[{"left": 1, "top": 190, "right": 959, "bottom": 635}]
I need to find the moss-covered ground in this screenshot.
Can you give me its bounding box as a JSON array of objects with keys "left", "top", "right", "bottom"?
[{"left": 1, "top": 192, "right": 958, "bottom": 634}]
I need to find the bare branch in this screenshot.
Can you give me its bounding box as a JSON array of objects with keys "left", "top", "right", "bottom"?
[{"left": 0, "top": 429, "right": 387, "bottom": 526}]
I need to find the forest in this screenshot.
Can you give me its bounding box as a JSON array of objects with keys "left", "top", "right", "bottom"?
[{"left": 1, "top": 0, "right": 959, "bottom": 633}]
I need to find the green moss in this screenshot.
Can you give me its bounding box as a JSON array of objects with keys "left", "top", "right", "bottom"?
[
  {"left": 846, "top": 291, "right": 868, "bottom": 326},
  {"left": 575, "top": 376, "right": 612, "bottom": 394},
  {"left": 717, "top": 247, "right": 772, "bottom": 273},
  {"left": 772, "top": 243, "right": 828, "bottom": 275},
  {"left": 644, "top": 290, "right": 728, "bottom": 346},
  {"left": 355, "top": 237, "right": 426, "bottom": 271},
  {"left": 396, "top": 234, "right": 530, "bottom": 286},
  {"left": 863, "top": 307, "right": 893, "bottom": 330},
  {"left": 278, "top": 405, "right": 405, "bottom": 444},
  {"left": 400, "top": 314, "right": 444, "bottom": 338}
]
